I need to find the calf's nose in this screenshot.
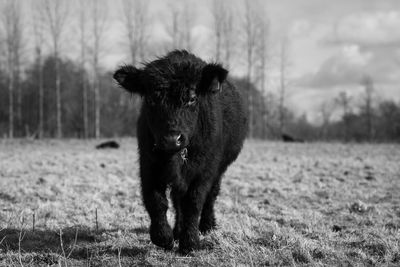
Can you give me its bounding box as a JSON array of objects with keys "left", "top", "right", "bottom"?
[{"left": 162, "top": 133, "right": 185, "bottom": 151}]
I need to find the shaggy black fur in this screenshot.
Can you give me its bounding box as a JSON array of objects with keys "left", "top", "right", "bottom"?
[{"left": 113, "top": 50, "right": 248, "bottom": 254}]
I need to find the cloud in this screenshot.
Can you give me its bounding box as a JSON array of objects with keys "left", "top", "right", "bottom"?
[
  {"left": 296, "top": 45, "right": 374, "bottom": 88},
  {"left": 323, "top": 11, "right": 400, "bottom": 48},
  {"left": 342, "top": 45, "right": 372, "bottom": 65},
  {"left": 296, "top": 10, "right": 400, "bottom": 89},
  {"left": 297, "top": 58, "right": 400, "bottom": 89}
]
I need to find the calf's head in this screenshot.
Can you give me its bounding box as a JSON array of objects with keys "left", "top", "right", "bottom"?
[{"left": 113, "top": 51, "right": 228, "bottom": 153}]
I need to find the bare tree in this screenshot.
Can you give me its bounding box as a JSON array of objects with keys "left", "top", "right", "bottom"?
[
  {"left": 278, "top": 36, "right": 290, "bottom": 135},
  {"left": 261, "top": 93, "right": 280, "bottom": 138},
  {"left": 119, "top": 0, "right": 149, "bottom": 131},
  {"left": 211, "top": 0, "right": 235, "bottom": 66},
  {"left": 360, "top": 75, "right": 375, "bottom": 141},
  {"left": 13, "top": 16, "right": 23, "bottom": 132},
  {"left": 255, "top": 17, "right": 270, "bottom": 139},
  {"left": 166, "top": 0, "right": 195, "bottom": 51},
  {"left": 212, "top": 0, "right": 223, "bottom": 62},
  {"left": 255, "top": 18, "right": 270, "bottom": 93},
  {"left": 222, "top": 6, "right": 234, "bottom": 67},
  {"left": 242, "top": 0, "right": 259, "bottom": 138},
  {"left": 120, "top": 0, "right": 149, "bottom": 65},
  {"left": 32, "top": 0, "right": 45, "bottom": 139},
  {"left": 335, "top": 91, "right": 352, "bottom": 141},
  {"left": 336, "top": 92, "right": 351, "bottom": 115},
  {"left": 378, "top": 100, "right": 400, "bottom": 141},
  {"left": 90, "top": 0, "right": 108, "bottom": 139},
  {"left": 1, "top": 0, "right": 23, "bottom": 138},
  {"left": 182, "top": 1, "right": 195, "bottom": 51},
  {"left": 43, "top": 0, "right": 69, "bottom": 138},
  {"left": 1, "top": 1, "right": 14, "bottom": 138},
  {"left": 78, "top": 0, "right": 89, "bottom": 138},
  {"left": 318, "top": 100, "right": 335, "bottom": 140},
  {"left": 167, "top": 3, "right": 182, "bottom": 49}
]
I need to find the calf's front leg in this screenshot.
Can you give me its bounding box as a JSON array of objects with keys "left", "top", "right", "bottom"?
[
  {"left": 141, "top": 182, "right": 174, "bottom": 250},
  {"left": 179, "top": 180, "right": 212, "bottom": 254}
]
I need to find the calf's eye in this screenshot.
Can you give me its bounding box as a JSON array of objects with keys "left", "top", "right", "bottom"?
[{"left": 188, "top": 95, "right": 197, "bottom": 106}]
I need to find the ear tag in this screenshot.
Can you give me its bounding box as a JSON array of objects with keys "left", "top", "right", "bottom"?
[
  {"left": 180, "top": 148, "right": 188, "bottom": 163},
  {"left": 210, "top": 78, "right": 222, "bottom": 94}
]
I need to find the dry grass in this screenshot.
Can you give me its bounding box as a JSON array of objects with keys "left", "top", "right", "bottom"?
[{"left": 0, "top": 139, "right": 399, "bottom": 266}]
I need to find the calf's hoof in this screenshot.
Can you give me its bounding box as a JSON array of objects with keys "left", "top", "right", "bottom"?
[
  {"left": 150, "top": 223, "right": 174, "bottom": 250},
  {"left": 173, "top": 225, "right": 181, "bottom": 241},
  {"left": 178, "top": 232, "right": 200, "bottom": 254},
  {"left": 199, "top": 217, "right": 216, "bottom": 234}
]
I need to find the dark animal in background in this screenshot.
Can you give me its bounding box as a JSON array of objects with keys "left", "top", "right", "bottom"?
[
  {"left": 282, "top": 133, "right": 304, "bottom": 143},
  {"left": 96, "top": 140, "right": 120, "bottom": 149},
  {"left": 113, "top": 50, "right": 248, "bottom": 253}
]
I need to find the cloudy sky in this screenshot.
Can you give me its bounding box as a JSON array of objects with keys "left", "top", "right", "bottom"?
[
  {"left": 103, "top": 0, "right": 400, "bottom": 123},
  {"left": 25, "top": 0, "right": 400, "bottom": 123},
  {"left": 273, "top": 0, "right": 400, "bottom": 121}
]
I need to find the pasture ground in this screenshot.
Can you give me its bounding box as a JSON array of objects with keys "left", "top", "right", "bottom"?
[{"left": 0, "top": 139, "right": 399, "bottom": 266}]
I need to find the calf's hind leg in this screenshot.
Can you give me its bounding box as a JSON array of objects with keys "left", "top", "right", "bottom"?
[
  {"left": 199, "top": 178, "right": 221, "bottom": 234},
  {"left": 171, "top": 189, "right": 182, "bottom": 240},
  {"left": 199, "top": 158, "right": 234, "bottom": 234}
]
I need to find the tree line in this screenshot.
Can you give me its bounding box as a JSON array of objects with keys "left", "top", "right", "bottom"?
[{"left": 0, "top": 0, "right": 399, "bottom": 142}]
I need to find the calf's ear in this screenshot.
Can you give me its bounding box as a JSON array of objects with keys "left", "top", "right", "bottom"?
[
  {"left": 113, "top": 65, "right": 145, "bottom": 95},
  {"left": 198, "top": 63, "right": 228, "bottom": 94}
]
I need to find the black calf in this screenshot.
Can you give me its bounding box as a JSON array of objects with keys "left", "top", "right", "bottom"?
[{"left": 114, "top": 50, "right": 248, "bottom": 253}]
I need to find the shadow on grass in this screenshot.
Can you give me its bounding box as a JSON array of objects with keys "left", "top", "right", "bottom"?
[{"left": 0, "top": 226, "right": 149, "bottom": 264}]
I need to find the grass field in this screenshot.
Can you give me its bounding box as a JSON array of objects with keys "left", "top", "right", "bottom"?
[{"left": 0, "top": 139, "right": 399, "bottom": 266}]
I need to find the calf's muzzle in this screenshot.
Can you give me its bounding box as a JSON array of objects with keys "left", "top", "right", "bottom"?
[{"left": 156, "top": 133, "right": 186, "bottom": 152}]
